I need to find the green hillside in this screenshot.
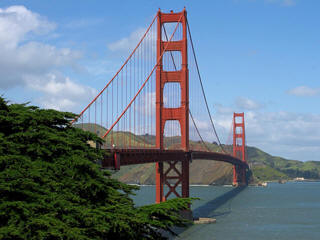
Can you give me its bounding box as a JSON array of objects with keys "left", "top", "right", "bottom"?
[
  {"left": 73, "top": 123, "right": 153, "bottom": 147},
  {"left": 74, "top": 123, "right": 320, "bottom": 184},
  {"left": 246, "top": 146, "right": 320, "bottom": 181}
]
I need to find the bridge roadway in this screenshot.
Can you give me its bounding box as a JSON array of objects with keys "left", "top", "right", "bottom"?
[{"left": 102, "top": 149, "right": 249, "bottom": 170}]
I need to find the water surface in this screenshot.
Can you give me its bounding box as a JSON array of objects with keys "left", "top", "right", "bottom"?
[{"left": 132, "top": 182, "right": 320, "bottom": 240}]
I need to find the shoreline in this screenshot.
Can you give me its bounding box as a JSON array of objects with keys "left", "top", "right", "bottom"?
[{"left": 128, "top": 180, "right": 320, "bottom": 187}]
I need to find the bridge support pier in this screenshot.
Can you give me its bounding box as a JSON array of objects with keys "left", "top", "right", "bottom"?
[
  {"left": 233, "top": 165, "right": 247, "bottom": 186},
  {"left": 181, "top": 158, "right": 190, "bottom": 198},
  {"left": 156, "top": 157, "right": 190, "bottom": 203},
  {"left": 156, "top": 162, "right": 164, "bottom": 203}
]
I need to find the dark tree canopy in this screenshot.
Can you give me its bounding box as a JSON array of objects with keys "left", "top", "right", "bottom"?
[{"left": 0, "top": 97, "right": 191, "bottom": 240}]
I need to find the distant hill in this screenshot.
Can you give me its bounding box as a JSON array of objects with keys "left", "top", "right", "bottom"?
[
  {"left": 74, "top": 123, "right": 320, "bottom": 184},
  {"left": 247, "top": 146, "right": 320, "bottom": 181},
  {"left": 73, "top": 123, "right": 153, "bottom": 147}
]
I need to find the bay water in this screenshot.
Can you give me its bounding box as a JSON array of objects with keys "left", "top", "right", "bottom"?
[{"left": 132, "top": 182, "right": 320, "bottom": 240}]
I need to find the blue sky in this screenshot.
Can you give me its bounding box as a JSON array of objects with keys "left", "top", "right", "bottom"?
[{"left": 0, "top": 0, "right": 319, "bottom": 161}]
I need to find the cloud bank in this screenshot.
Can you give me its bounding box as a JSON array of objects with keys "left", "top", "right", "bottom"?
[
  {"left": 287, "top": 86, "right": 320, "bottom": 97},
  {"left": 212, "top": 102, "right": 320, "bottom": 161},
  {"left": 0, "top": 5, "right": 96, "bottom": 111}
]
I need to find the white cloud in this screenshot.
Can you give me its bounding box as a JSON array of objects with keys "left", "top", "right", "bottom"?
[
  {"left": 0, "top": 42, "right": 82, "bottom": 88},
  {"left": 0, "top": 6, "right": 82, "bottom": 89},
  {"left": 108, "top": 27, "right": 146, "bottom": 52},
  {"left": 193, "top": 118, "right": 210, "bottom": 130},
  {"left": 107, "top": 26, "right": 157, "bottom": 56},
  {"left": 213, "top": 103, "right": 320, "bottom": 161},
  {"left": 26, "top": 73, "right": 97, "bottom": 111},
  {"left": 287, "top": 86, "right": 320, "bottom": 97},
  {"left": 0, "top": 5, "right": 55, "bottom": 49},
  {"left": 85, "top": 60, "right": 114, "bottom": 77},
  {"left": 235, "top": 97, "right": 263, "bottom": 110},
  {"left": 0, "top": 5, "right": 96, "bottom": 112}
]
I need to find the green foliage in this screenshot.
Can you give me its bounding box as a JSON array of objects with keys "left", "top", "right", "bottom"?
[
  {"left": 252, "top": 165, "right": 288, "bottom": 181},
  {"left": 0, "top": 97, "right": 191, "bottom": 240},
  {"left": 247, "top": 146, "right": 320, "bottom": 181}
]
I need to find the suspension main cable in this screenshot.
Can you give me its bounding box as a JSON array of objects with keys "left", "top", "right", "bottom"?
[
  {"left": 163, "top": 25, "right": 210, "bottom": 152},
  {"left": 226, "top": 119, "right": 234, "bottom": 154},
  {"left": 186, "top": 19, "right": 226, "bottom": 153},
  {"left": 189, "top": 110, "right": 211, "bottom": 151},
  {"left": 71, "top": 13, "right": 158, "bottom": 125},
  {"left": 102, "top": 15, "right": 183, "bottom": 139}
]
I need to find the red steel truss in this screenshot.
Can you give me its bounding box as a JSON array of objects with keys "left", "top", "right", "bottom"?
[{"left": 102, "top": 149, "right": 249, "bottom": 168}]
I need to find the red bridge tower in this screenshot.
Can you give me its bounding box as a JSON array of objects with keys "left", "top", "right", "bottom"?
[
  {"left": 232, "top": 112, "right": 247, "bottom": 186},
  {"left": 155, "top": 9, "right": 189, "bottom": 203}
]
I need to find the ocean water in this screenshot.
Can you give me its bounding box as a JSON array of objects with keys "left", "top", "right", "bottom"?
[{"left": 131, "top": 182, "right": 320, "bottom": 240}]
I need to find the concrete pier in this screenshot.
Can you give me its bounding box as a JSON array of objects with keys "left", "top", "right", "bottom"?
[{"left": 194, "top": 217, "right": 216, "bottom": 224}]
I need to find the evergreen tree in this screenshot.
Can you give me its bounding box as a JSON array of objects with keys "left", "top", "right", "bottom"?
[{"left": 0, "top": 97, "right": 191, "bottom": 240}]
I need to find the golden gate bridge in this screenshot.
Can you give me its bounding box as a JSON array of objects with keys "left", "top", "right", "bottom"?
[{"left": 71, "top": 8, "right": 249, "bottom": 203}]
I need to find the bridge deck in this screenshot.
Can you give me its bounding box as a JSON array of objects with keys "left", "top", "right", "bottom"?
[{"left": 102, "top": 149, "right": 248, "bottom": 169}]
